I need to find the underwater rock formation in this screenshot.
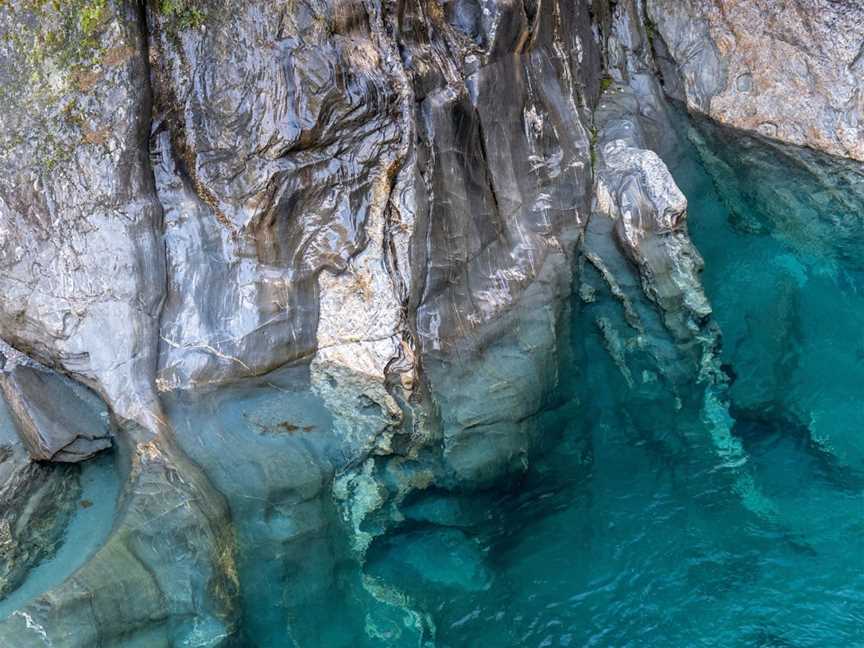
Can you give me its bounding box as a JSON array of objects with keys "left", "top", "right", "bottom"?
[
  {"left": 0, "top": 0, "right": 860, "bottom": 645},
  {"left": 0, "top": 390, "right": 80, "bottom": 600},
  {"left": 585, "top": 0, "right": 722, "bottom": 391}
]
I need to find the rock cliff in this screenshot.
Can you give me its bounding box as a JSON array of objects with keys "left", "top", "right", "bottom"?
[{"left": 0, "top": 0, "right": 860, "bottom": 645}]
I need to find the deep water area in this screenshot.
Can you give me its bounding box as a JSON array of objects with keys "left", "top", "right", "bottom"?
[
  {"left": 347, "top": 120, "right": 864, "bottom": 647},
  {"left": 1, "top": 117, "right": 862, "bottom": 648}
]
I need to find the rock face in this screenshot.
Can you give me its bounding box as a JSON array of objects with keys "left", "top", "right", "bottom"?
[
  {"left": 0, "top": 0, "right": 858, "bottom": 645},
  {"left": 0, "top": 2, "right": 240, "bottom": 645},
  {"left": 0, "top": 0, "right": 602, "bottom": 642},
  {"left": 0, "top": 359, "right": 112, "bottom": 462},
  {"left": 648, "top": 0, "right": 864, "bottom": 161},
  {"left": 403, "top": 0, "right": 598, "bottom": 485},
  {"left": 585, "top": 0, "right": 721, "bottom": 390},
  {"left": 0, "top": 0, "right": 164, "bottom": 425},
  {"left": 149, "top": 1, "right": 407, "bottom": 393}
]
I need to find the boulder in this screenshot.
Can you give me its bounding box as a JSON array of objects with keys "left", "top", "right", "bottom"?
[{"left": 0, "top": 362, "right": 112, "bottom": 462}]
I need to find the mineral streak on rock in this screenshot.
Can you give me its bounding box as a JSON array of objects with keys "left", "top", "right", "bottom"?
[{"left": 150, "top": 0, "right": 408, "bottom": 396}]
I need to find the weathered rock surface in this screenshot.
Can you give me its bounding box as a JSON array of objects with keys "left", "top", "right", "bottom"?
[
  {"left": 585, "top": 0, "right": 721, "bottom": 390},
  {"left": 0, "top": 0, "right": 163, "bottom": 425},
  {"left": 408, "top": 1, "right": 597, "bottom": 484},
  {"left": 0, "top": 2, "right": 240, "bottom": 644},
  {"left": 648, "top": 0, "right": 864, "bottom": 161},
  {"left": 149, "top": 1, "right": 407, "bottom": 395},
  {"left": 0, "top": 359, "right": 112, "bottom": 462}
]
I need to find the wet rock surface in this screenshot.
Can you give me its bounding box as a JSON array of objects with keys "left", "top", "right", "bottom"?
[{"left": 0, "top": 396, "right": 80, "bottom": 600}]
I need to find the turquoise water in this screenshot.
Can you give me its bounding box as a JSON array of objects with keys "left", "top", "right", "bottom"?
[
  {"left": 360, "top": 124, "right": 864, "bottom": 647},
  {"left": 0, "top": 451, "right": 119, "bottom": 619},
  {"left": 4, "top": 118, "right": 861, "bottom": 646}
]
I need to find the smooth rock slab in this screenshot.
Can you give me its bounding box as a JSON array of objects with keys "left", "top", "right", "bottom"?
[{"left": 0, "top": 363, "right": 112, "bottom": 462}]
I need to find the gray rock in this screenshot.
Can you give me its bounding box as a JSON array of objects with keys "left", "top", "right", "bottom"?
[
  {"left": 585, "top": 0, "right": 722, "bottom": 390},
  {"left": 149, "top": 0, "right": 407, "bottom": 393},
  {"left": 0, "top": 363, "right": 112, "bottom": 462},
  {"left": 403, "top": 0, "right": 595, "bottom": 487},
  {"left": 647, "top": 0, "right": 864, "bottom": 161},
  {"left": 0, "top": 390, "right": 80, "bottom": 599},
  {"left": 0, "top": 2, "right": 240, "bottom": 644},
  {"left": 0, "top": 0, "right": 164, "bottom": 426}
]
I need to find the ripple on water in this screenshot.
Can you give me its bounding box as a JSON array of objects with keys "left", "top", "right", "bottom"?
[{"left": 358, "top": 117, "right": 864, "bottom": 647}]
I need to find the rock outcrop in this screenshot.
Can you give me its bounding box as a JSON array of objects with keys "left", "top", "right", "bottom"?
[
  {"left": 647, "top": 0, "right": 864, "bottom": 161},
  {"left": 0, "top": 394, "right": 80, "bottom": 600},
  {"left": 0, "top": 358, "right": 112, "bottom": 463},
  {"left": 0, "top": 2, "right": 239, "bottom": 644},
  {"left": 1, "top": 0, "right": 855, "bottom": 645}
]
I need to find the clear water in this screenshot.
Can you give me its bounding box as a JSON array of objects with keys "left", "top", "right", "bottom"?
[
  {"left": 0, "top": 451, "right": 119, "bottom": 619},
  {"left": 359, "top": 124, "right": 864, "bottom": 647},
  {"left": 4, "top": 118, "right": 862, "bottom": 647}
]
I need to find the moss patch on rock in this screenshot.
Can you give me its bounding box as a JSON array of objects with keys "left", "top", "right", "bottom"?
[{"left": 156, "top": 0, "right": 206, "bottom": 32}]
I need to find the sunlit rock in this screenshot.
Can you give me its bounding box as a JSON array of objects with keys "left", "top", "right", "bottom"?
[{"left": 648, "top": 0, "right": 864, "bottom": 161}]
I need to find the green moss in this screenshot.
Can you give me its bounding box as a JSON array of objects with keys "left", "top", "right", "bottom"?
[
  {"left": 643, "top": 13, "right": 657, "bottom": 49},
  {"left": 5, "top": 0, "right": 111, "bottom": 74},
  {"left": 158, "top": 0, "right": 205, "bottom": 31},
  {"left": 79, "top": 0, "right": 106, "bottom": 39},
  {"left": 0, "top": 2, "right": 121, "bottom": 177},
  {"left": 600, "top": 76, "right": 613, "bottom": 94}
]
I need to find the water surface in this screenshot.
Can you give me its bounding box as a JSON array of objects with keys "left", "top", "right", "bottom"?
[{"left": 361, "top": 121, "right": 864, "bottom": 647}]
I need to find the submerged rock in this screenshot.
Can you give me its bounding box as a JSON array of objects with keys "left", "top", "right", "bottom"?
[
  {"left": 368, "top": 527, "right": 492, "bottom": 594},
  {"left": 0, "top": 388, "right": 80, "bottom": 599}
]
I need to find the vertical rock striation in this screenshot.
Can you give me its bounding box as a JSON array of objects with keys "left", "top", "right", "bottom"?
[{"left": 0, "top": 2, "right": 239, "bottom": 644}]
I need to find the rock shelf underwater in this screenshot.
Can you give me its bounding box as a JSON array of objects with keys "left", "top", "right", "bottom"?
[{"left": 0, "top": 0, "right": 862, "bottom": 646}]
